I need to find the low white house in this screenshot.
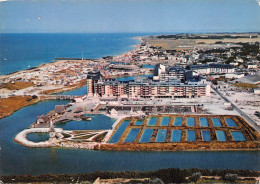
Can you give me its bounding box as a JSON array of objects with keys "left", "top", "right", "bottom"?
[
  {"left": 225, "top": 73, "right": 245, "bottom": 79},
  {"left": 254, "top": 88, "right": 260, "bottom": 95},
  {"left": 248, "top": 64, "right": 258, "bottom": 69}
]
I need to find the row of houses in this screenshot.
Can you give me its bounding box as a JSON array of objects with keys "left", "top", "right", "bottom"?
[{"left": 190, "top": 64, "right": 235, "bottom": 75}]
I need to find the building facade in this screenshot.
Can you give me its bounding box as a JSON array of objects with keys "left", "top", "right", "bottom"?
[
  {"left": 87, "top": 65, "right": 211, "bottom": 98},
  {"left": 190, "top": 64, "right": 235, "bottom": 75},
  {"left": 87, "top": 76, "right": 210, "bottom": 98}
]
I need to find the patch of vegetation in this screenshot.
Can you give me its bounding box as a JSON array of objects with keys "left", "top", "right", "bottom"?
[
  {"left": 94, "top": 132, "right": 108, "bottom": 142},
  {"left": 238, "top": 42, "right": 259, "bottom": 57},
  {"left": 0, "top": 96, "right": 39, "bottom": 119},
  {"left": 62, "top": 132, "right": 71, "bottom": 138},
  {"left": 234, "top": 83, "right": 258, "bottom": 89},
  {"left": 0, "top": 81, "right": 34, "bottom": 90},
  {"left": 201, "top": 58, "right": 216, "bottom": 64},
  {"left": 73, "top": 134, "right": 95, "bottom": 140},
  {"left": 225, "top": 56, "right": 235, "bottom": 64},
  {"left": 1, "top": 168, "right": 259, "bottom": 183},
  {"left": 156, "top": 34, "right": 253, "bottom": 40}
]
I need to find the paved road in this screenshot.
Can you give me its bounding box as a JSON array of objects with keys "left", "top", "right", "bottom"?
[{"left": 212, "top": 86, "right": 260, "bottom": 132}]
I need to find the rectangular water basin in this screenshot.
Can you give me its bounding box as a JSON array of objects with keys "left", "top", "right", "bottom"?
[
  {"left": 216, "top": 130, "right": 226, "bottom": 141},
  {"left": 140, "top": 129, "right": 154, "bottom": 143},
  {"left": 124, "top": 128, "right": 140, "bottom": 143},
  {"left": 109, "top": 120, "right": 131, "bottom": 143},
  {"left": 155, "top": 129, "right": 167, "bottom": 142},
  {"left": 199, "top": 118, "right": 208, "bottom": 127},
  {"left": 225, "top": 118, "right": 238, "bottom": 127},
  {"left": 147, "top": 117, "right": 158, "bottom": 126},
  {"left": 187, "top": 130, "right": 196, "bottom": 141},
  {"left": 171, "top": 130, "right": 182, "bottom": 142},
  {"left": 212, "top": 118, "right": 222, "bottom": 127},
  {"left": 174, "top": 117, "right": 182, "bottom": 126},
  {"left": 187, "top": 117, "right": 195, "bottom": 126},
  {"left": 231, "top": 131, "right": 246, "bottom": 141},
  {"left": 201, "top": 130, "right": 211, "bottom": 142},
  {"left": 134, "top": 120, "right": 143, "bottom": 126},
  {"left": 160, "top": 117, "right": 170, "bottom": 126}
]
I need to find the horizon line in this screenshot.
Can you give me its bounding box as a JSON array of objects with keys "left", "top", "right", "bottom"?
[{"left": 1, "top": 31, "right": 260, "bottom": 34}]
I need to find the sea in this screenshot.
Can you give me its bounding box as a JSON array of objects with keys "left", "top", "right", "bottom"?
[
  {"left": 0, "top": 33, "right": 145, "bottom": 75},
  {"left": 0, "top": 33, "right": 259, "bottom": 176}
]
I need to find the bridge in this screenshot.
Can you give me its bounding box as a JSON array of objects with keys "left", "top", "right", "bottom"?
[{"left": 40, "top": 95, "right": 78, "bottom": 100}]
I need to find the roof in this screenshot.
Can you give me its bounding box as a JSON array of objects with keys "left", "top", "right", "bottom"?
[
  {"left": 190, "top": 64, "right": 234, "bottom": 69},
  {"left": 39, "top": 115, "right": 48, "bottom": 121},
  {"left": 87, "top": 71, "right": 102, "bottom": 80},
  {"left": 114, "top": 106, "right": 132, "bottom": 111},
  {"left": 100, "top": 98, "right": 118, "bottom": 101},
  {"left": 234, "top": 74, "right": 260, "bottom": 84},
  {"left": 110, "top": 65, "right": 139, "bottom": 70},
  {"left": 55, "top": 105, "right": 65, "bottom": 114}
]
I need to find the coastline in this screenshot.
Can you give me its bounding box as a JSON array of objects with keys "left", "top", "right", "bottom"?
[
  {"left": 0, "top": 36, "right": 144, "bottom": 120},
  {"left": 2, "top": 33, "right": 260, "bottom": 152}
]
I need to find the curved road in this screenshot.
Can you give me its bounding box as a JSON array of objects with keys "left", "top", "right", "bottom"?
[{"left": 212, "top": 86, "right": 260, "bottom": 133}]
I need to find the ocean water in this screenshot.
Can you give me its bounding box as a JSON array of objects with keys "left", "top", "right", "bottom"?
[{"left": 0, "top": 33, "right": 145, "bottom": 75}]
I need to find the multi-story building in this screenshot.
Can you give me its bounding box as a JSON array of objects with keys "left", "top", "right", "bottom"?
[
  {"left": 86, "top": 71, "right": 102, "bottom": 96},
  {"left": 86, "top": 64, "right": 211, "bottom": 98},
  {"left": 153, "top": 64, "right": 192, "bottom": 82},
  {"left": 190, "top": 64, "right": 235, "bottom": 75},
  {"left": 87, "top": 75, "right": 210, "bottom": 98}
]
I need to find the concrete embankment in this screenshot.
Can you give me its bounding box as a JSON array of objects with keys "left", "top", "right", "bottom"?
[{"left": 14, "top": 128, "right": 63, "bottom": 148}]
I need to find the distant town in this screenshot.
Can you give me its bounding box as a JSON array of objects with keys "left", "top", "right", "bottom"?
[{"left": 0, "top": 33, "right": 259, "bottom": 152}]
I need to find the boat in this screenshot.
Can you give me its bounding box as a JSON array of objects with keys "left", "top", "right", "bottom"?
[
  {"left": 80, "top": 115, "right": 92, "bottom": 121},
  {"left": 57, "top": 119, "right": 71, "bottom": 123}
]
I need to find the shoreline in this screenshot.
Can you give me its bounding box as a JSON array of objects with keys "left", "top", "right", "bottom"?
[
  {"left": 0, "top": 36, "right": 143, "bottom": 78},
  {"left": 0, "top": 35, "right": 145, "bottom": 120}
]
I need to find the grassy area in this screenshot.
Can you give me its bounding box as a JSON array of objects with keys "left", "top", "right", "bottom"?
[
  {"left": 147, "top": 36, "right": 260, "bottom": 51},
  {"left": 0, "top": 81, "right": 34, "bottom": 90},
  {"left": 100, "top": 141, "right": 260, "bottom": 152},
  {"left": 1, "top": 167, "right": 259, "bottom": 183},
  {"left": 42, "top": 79, "right": 87, "bottom": 94},
  {"left": 94, "top": 132, "right": 108, "bottom": 142},
  {"left": 0, "top": 96, "right": 39, "bottom": 119},
  {"left": 234, "top": 83, "right": 258, "bottom": 89},
  {"left": 61, "top": 132, "right": 71, "bottom": 138},
  {"left": 72, "top": 134, "right": 95, "bottom": 140}
]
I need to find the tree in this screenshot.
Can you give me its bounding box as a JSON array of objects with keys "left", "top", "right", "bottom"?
[
  {"left": 32, "top": 95, "right": 38, "bottom": 99},
  {"left": 225, "top": 57, "right": 235, "bottom": 64},
  {"left": 212, "top": 80, "right": 218, "bottom": 85}
]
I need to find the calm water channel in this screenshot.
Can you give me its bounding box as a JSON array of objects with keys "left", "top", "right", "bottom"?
[{"left": 0, "top": 86, "right": 260, "bottom": 176}]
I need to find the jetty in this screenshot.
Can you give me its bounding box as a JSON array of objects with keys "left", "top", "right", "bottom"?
[{"left": 14, "top": 128, "right": 63, "bottom": 148}]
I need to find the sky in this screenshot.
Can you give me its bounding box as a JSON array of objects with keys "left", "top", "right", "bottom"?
[{"left": 0, "top": 0, "right": 260, "bottom": 33}]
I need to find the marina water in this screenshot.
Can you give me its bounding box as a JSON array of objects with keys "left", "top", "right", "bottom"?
[{"left": 0, "top": 33, "right": 259, "bottom": 175}]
